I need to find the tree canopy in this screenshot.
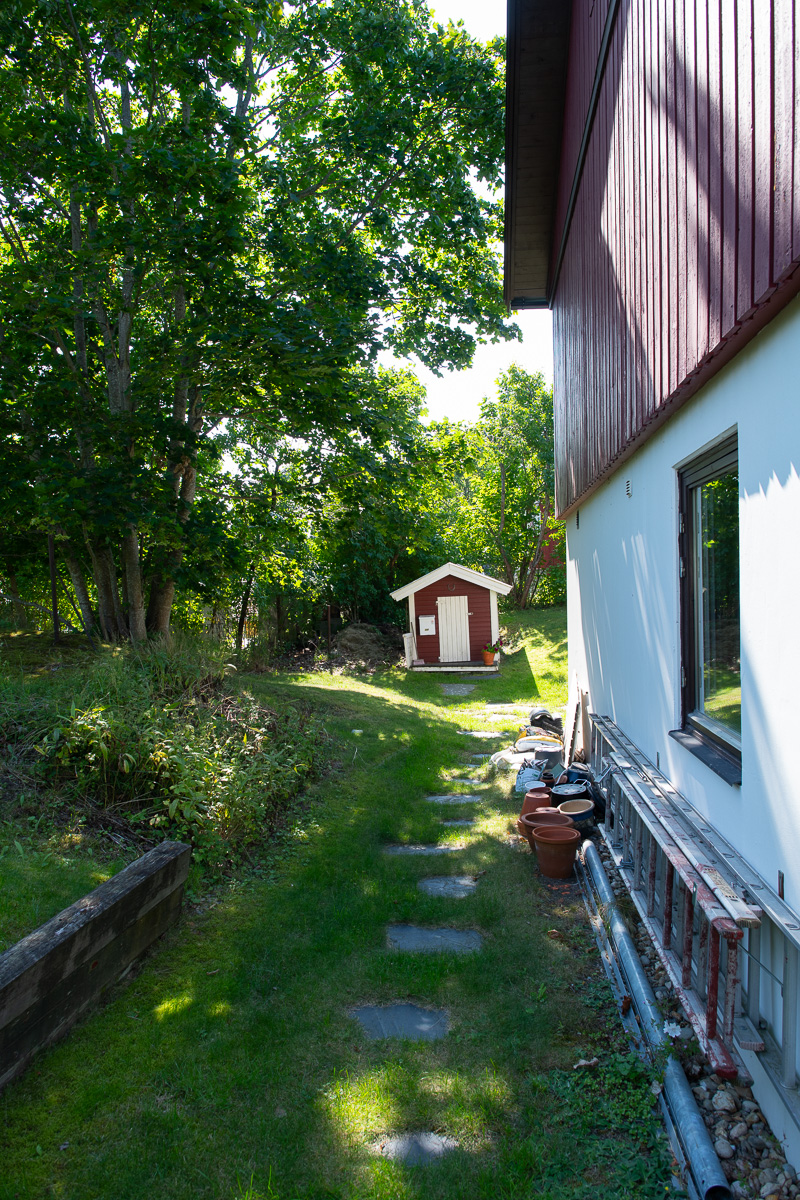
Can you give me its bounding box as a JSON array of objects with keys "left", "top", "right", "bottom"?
[{"left": 0, "top": 0, "right": 513, "bottom": 639}]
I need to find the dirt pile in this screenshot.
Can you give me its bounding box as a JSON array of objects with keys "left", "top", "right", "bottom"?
[{"left": 333, "top": 623, "right": 402, "bottom": 669}]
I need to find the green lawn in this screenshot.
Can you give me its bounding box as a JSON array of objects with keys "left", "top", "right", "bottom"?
[{"left": 0, "top": 609, "right": 672, "bottom": 1199}]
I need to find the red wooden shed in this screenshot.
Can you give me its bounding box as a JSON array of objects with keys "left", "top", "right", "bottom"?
[{"left": 390, "top": 563, "right": 512, "bottom": 671}]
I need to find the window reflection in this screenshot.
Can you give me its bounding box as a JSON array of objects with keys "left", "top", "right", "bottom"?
[{"left": 692, "top": 471, "right": 740, "bottom": 740}]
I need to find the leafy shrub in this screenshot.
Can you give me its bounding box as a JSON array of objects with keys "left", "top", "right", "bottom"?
[
  {"left": 533, "top": 564, "right": 567, "bottom": 607},
  {"left": 2, "top": 637, "right": 327, "bottom": 873}
]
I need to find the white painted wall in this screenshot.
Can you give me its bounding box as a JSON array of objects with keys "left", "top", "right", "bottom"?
[{"left": 567, "top": 292, "right": 800, "bottom": 909}]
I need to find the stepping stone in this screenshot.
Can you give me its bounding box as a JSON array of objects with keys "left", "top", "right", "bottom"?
[
  {"left": 383, "top": 844, "right": 458, "bottom": 855},
  {"left": 417, "top": 876, "right": 477, "bottom": 898},
  {"left": 471, "top": 754, "right": 491, "bottom": 760},
  {"left": 375, "top": 1133, "right": 458, "bottom": 1164},
  {"left": 351, "top": 1003, "right": 448, "bottom": 1041},
  {"left": 441, "top": 819, "right": 475, "bottom": 827},
  {"left": 387, "top": 924, "right": 483, "bottom": 953},
  {"left": 440, "top": 683, "right": 475, "bottom": 696},
  {"left": 426, "top": 794, "right": 483, "bottom": 804},
  {"left": 457, "top": 730, "right": 504, "bottom": 738},
  {"left": 447, "top": 777, "right": 486, "bottom": 785}
]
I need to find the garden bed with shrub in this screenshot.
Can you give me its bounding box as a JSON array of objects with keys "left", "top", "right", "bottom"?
[{"left": 0, "top": 637, "right": 328, "bottom": 889}]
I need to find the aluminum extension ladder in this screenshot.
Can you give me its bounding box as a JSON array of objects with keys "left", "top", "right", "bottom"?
[{"left": 591, "top": 715, "right": 765, "bottom": 1080}]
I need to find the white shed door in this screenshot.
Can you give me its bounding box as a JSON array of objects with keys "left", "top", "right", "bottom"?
[{"left": 438, "top": 595, "right": 470, "bottom": 662}]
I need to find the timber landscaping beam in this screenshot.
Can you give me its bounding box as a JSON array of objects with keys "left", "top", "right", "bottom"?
[{"left": 0, "top": 840, "right": 190, "bottom": 1091}]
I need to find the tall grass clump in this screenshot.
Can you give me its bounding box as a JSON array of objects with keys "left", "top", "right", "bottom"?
[{"left": 0, "top": 636, "right": 327, "bottom": 874}]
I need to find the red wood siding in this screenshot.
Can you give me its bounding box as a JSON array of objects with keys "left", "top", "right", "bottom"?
[
  {"left": 413, "top": 576, "right": 492, "bottom": 663},
  {"left": 551, "top": 0, "right": 800, "bottom": 515}
]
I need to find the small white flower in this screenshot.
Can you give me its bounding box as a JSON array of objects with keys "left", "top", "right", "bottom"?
[{"left": 663, "top": 1020, "right": 682, "bottom": 1038}]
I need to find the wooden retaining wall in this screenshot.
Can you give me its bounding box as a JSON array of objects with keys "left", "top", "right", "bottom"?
[{"left": 0, "top": 839, "right": 191, "bottom": 1091}]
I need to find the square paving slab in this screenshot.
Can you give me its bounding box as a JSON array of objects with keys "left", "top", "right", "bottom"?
[
  {"left": 440, "top": 684, "right": 475, "bottom": 695},
  {"left": 350, "top": 1003, "right": 448, "bottom": 1041},
  {"left": 425, "top": 794, "right": 483, "bottom": 804},
  {"left": 375, "top": 1133, "right": 458, "bottom": 1164},
  {"left": 417, "top": 876, "right": 478, "bottom": 898},
  {"left": 387, "top": 924, "right": 483, "bottom": 953},
  {"left": 441, "top": 819, "right": 475, "bottom": 827},
  {"left": 383, "top": 844, "right": 459, "bottom": 855}
]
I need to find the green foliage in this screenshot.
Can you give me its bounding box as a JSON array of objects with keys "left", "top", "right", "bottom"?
[
  {"left": 422, "top": 366, "right": 565, "bottom": 608},
  {"left": 3, "top": 638, "right": 327, "bottom": 872},
  {"left": 0, "top": 0, "right": 513, "bottom": 639}
]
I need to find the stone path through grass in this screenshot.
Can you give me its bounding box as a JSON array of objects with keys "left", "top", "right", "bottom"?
[
  {"left": 0, "top": 608, "right": 676, "bottom": 1199},
  {"left": 365, "top": 721, "right": 495, "bottom": 1167}
]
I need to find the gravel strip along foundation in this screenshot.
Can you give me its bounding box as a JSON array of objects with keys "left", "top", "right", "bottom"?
[{"left": 596, "top": 836, "right": 798, "bottom": 1199}]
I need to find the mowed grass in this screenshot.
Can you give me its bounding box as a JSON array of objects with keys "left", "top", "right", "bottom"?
[{"left": 0, "top": 608, "right": 673, "bottom": 1199}]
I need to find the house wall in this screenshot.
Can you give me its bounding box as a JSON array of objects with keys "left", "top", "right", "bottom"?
[
  {"left": 567, "top": 292, "right": 800, "bottom": 1155},
  {"left": 567, "top": 290, "right": 800, "bottom": 912},
  {"left": 413, "top": 575, "right": 492, "bottom": 663},
  {"left": 552, "top": 0, "right": 800, "bottom": 516}
]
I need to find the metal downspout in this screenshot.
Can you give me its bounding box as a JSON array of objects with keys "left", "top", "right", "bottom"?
[{"left": 582, "top": 838, "right": 732, "bottom": 1200}]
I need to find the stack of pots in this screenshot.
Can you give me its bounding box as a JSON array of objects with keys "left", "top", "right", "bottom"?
[
  {"left": 551, "top": 781, "right": 595, "bottom": 833},
  {"left": 517, "top": 780, "right": 582, "bottom": 879}
]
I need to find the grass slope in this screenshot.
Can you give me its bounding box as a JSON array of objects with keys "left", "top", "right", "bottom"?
[{"left": 0, "top": 609, "right": 673, "bottom": 1199}]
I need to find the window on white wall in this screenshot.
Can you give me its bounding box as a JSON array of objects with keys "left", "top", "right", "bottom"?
[{"left": 672, "top": 433, "right": 741, "bottom": 784}]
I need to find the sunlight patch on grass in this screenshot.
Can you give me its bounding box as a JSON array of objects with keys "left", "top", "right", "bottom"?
[
  {"left": 153, "top": 993, "right": 194, "bottom": 1021},
  {"left": 208, "top": 1001, "right": 233, "bottom": 1018}
]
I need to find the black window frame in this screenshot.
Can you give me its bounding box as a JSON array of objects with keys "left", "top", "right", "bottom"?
[{"left": 670, "top": 432, "right": 742, "bottom": 785}]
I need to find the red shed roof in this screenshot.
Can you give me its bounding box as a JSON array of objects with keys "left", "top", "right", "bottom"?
[{"left": 390, "top": 563, "right": 512, "bottom": 602}]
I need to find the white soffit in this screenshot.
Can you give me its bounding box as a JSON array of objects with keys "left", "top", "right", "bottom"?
[{"left": 390, "top": 562, "right": 513, "bottom": 602}]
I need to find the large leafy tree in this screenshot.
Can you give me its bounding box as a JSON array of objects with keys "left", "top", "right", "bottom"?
[
  {"left": 0, "top": 0, "right": 511, "bottom": 639},
  {"left": 224, "top": 367, "right": 446, "bottom": 636},
  {"left": 426, "top": 366, "right": 562, "bottom": 608}
]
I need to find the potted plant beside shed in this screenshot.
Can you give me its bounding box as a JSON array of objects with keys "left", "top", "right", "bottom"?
[{"left": 482, "top": 638, "right": 502, "bottom": 667}]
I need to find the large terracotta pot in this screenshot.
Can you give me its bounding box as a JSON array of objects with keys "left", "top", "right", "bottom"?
[
  {"left": 482, "top": 650, "right": 496, "bottom": 666},
  {"left": 519, "top": 787, "right": 551, "bottom": 819},
  {"left": 519, "top": 809, "right": 574, "bottom": 849},
  {"left": 531, "top": 826, "right": 581, "bottom": 879}
]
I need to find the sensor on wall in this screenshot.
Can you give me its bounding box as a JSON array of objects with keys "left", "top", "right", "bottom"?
[{"left": 418, "top": 615, "right": 436, "bottom": 636}]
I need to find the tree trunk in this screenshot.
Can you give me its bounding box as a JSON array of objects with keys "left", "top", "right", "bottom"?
[
  {"left": 85, "top": 538, "right": 126, "bottom": 640},
  {"left": 236, "top": 567, "right": 255, "bottom": 653},
  {"left": 519, "top": 505, "right": 551, "bottom": 609},
  {"left": 4, "top": 569, "right": 27, "bottom": 628},
  {"left": 120, "top": 526, "right": 147, "bottom": 642},
  {"left": 62, "top": 549, "right": 96, "bottom": 633},
  {"left": 146, "top": 576, "right": 175, "bottom": 637},
  {"left": 146, "top": 378, "right": 203, "bottom": 636}
]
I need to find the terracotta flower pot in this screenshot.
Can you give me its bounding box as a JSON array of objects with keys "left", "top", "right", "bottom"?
[
  {"left": 482, "top": 650, "right": 496, "bottom": 666},
  {"left": 519, "top": 809, "right": 574, "bottom": 849},
  {"left": 531, "top": 826, "right": 581, "bottom": 879},
  {"left": 519, "top": 787, "right": 551, "bottom": 819}
]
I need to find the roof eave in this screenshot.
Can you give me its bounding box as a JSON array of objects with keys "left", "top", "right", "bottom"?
[{"left": 503, "top": 0, "right": 573, "bottom": 311}]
